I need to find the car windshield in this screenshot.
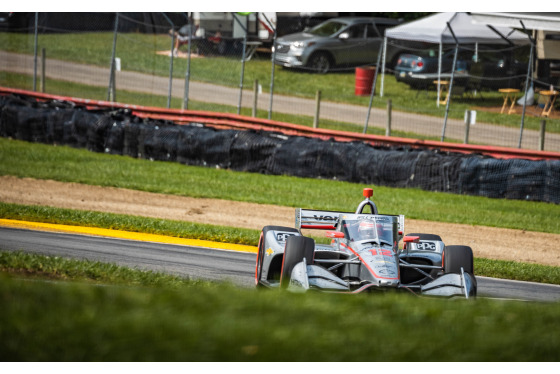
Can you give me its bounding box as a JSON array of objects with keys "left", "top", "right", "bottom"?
[
  {"left": 308, "top": 21, "right": 347, "bottom": 37},
  {"left": 341, "top": 217, "right": 395, "bottom": 245}
]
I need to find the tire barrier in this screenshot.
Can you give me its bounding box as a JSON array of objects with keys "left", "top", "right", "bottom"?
[{"left": 1, "top": 94, "right": 559, "bottom": 204}]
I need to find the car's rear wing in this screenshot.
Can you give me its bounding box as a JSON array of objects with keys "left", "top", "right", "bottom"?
[
  {"left": 296, "top": 208, "right": 345, "bottom": 230},
  {"left": 296, "top": 208, "right": 405, "bottom": 240}
]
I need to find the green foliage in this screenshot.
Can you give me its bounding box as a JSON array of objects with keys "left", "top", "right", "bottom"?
[{"left": 0, "top": 251, "right": 559, "bottom": 361}]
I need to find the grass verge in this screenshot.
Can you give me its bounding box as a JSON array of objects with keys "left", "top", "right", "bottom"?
[
  {"left": 1, "top": 138, "right": 558, "bottom": 234},
  {"left": 0, "top": 251, "right": 559, "bottom": 361},
  {"left": 0, "top": 202, "right": 257, "bottom": 246}
]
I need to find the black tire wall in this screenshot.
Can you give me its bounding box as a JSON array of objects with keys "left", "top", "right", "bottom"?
[{"left": 1, "top": 94, "right": 558, "bottom": 204}]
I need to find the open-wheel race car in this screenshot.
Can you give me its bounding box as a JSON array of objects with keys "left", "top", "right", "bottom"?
[{"left": 255, "top": 188, "right": 477, "bottom": 298}]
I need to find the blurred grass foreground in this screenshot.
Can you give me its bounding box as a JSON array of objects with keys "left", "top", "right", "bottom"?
[{"left": 1, "top": 251, "right": 559, "bottom": 361}]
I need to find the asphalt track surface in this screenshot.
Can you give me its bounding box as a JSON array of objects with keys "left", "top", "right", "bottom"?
[{"left": 1, "top": 224, "right": 559, "bottom": 302}]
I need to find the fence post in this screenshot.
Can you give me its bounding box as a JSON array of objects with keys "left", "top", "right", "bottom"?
[
  {"left": 107, "top": 13, "right": 119, "bottom": 102},
  {"left": 268, "top": 24, "right": 277, "bottom": 120},
  {"left": 252, "top": 79, "right": 258, "bottom": 117},
  {"left": 464, "top": 110, "right": 471, "bottom": 144},
  {"left": 33, "top": 12, "right": 38, "bottom": 92},
  {"left": 539, "top": 120, "right": 546, "bottom": 151},
  {"left": 386, "top": 99, "right": 392, "bottom": 136},
  {"left": 40, "top": 48, "right": 46, "bottom": 93},
  {"left": 161, "top": 13, "right": 175, "bottom": 109},
  {"left": 313, "top": 90, "right": 321, "bottom": 128},
  {"left": 182, "top": 13, "right": 192, "bottom": 110},
  {"left": 232, "top": 13, "right": 248, "bottom": 115}
]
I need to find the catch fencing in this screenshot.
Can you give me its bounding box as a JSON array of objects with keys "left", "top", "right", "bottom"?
[{"left": 0, "top": 12, "right": 559, "bottom": 153}]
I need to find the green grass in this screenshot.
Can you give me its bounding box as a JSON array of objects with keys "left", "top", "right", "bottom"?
[
  {"left": 474, "top": 257, "right": 560, "bottom": 285},
  {"left": 0, "top": 250, "right": 194, "bottom": 287},
  {"left": 1, "top": 138, "right": 558, "bottom": 234},
  {"left": 2, "top": 31, "right": 559, "bottom": 134},
  {"left": 0, "top": 202, "right": 257, "bottom": 246},
  {"left": 1, "top": 251, "right": 559, "bottom": 361}
]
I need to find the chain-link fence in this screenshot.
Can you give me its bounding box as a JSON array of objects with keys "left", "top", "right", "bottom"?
[{"left": 0, "top": 12, "right": 558, "bottom": 152}]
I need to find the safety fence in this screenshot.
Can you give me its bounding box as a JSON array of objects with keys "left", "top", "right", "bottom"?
[
  {"left": 1, "top": 94, "right": 558, "bottom": 204},
  {"left": 0, "top": 12, "right": 559, "bottom": 153}
]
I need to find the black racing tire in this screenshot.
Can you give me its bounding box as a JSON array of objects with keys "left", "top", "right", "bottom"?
[
  {"left": 255, "top": 226, "right": 298, "bottom": 287},
  {"left": 406, "top": 233, "right": 442, "bottom": 241},
  {"left": 280, "top": 236, "right": 315, "bottom": 288},
  {"left": 444, "top": 245, "right": 474, "bottom": 275},
  {"left": 308, "top": 52, "right": 332, "bottom": 74}
]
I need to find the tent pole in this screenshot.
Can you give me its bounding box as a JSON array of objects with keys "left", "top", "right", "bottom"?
[
  {"left": 441, "top": 23, "right": 459, "bottom": 141},
  {"left": 518, "top": 21, "right": 535, "bottom": 149},
  {"left": 380, "top": 37, "right": 387, "bottom": 97},
  {"left": 364, "top": 42, "right": 384, "bottom": 134}
]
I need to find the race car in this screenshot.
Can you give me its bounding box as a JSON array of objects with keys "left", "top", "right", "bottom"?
[{"left": 255, "top": 188, "right": 476, "bottom": 298}]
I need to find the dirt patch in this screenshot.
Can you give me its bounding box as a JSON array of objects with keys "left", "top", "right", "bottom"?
[
  {"left": 156, "top": 50, "right": 204, "bottom": 59},
  {"left": 1, "top": 175, "right": 559, "bottom": 266}
]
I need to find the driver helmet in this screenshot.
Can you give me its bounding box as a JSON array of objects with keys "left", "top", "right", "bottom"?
[{"left": 358, "top": 220, "right": 376, "bottom": 240}]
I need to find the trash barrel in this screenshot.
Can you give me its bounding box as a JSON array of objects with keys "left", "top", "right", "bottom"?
[{"left": 355, "top": 66, "right": 376, "bottom": 96}]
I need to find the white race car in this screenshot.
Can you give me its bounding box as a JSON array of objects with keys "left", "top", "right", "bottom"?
[{"left": 255, "top": 188, "right": 476, "bottom": 298}]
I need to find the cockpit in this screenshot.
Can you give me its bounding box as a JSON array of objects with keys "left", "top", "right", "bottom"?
[{"left": 340, "top": 216, "right": 396, "bottom": 246}]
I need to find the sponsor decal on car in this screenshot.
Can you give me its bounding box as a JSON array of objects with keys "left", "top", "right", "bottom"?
[
  {"left": 416, "top": 242, "right": 436, "bottom": 251},
  {"left": 276, "top": 232, "right": 295, "bottom": 242}
]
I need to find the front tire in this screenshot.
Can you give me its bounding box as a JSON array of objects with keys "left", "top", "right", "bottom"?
[
  {"left": 280, "top": 236, "right": 315, "bottom": 288},
  {"left": 444, "top": 245, "right": 474, "bottom": 275},
  {"left": 308, "top": 52, "right": 332, "bottom": 74},
  {"left": 255, "top": 225, "right": 298, "bottom": 286}
]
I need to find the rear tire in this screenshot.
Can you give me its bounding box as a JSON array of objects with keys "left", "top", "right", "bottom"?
[
  {"left": 280, "top": 236, "right": 315, "bottom": 288},
  {"left": 255, "top": 225, "right": 298, "bottom": 286},
  {"left": 444, "top": 245, "right": 474, "bottom": 275}
]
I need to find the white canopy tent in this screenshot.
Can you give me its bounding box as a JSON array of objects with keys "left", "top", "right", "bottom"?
[
  {"left": 470, "top": 13, "right": 560, "bottom": 32},
  {"left": 384, "top": 12, "right": 530, "bottom": 45},
  {"left": 379, "top": 12, "right": 531, "bottom": 102}
]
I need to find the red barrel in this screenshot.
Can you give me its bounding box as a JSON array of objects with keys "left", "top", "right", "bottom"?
[{"left": 355, "top": 66, "right": 376, "bottom": 96}]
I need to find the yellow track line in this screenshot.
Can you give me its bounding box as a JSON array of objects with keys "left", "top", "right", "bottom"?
[{"left": 0, "top": 219, "right": 258, "bottom": 254}]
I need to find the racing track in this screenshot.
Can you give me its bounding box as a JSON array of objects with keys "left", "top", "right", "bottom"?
[{"left": 1, "top": 226, "right": 560, "bottom": 302}]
